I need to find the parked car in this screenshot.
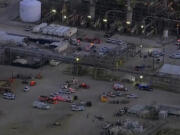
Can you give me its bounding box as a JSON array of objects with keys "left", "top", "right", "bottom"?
[
  {"left": 151, "top": 50, "right": 164, "bottom": 58},
  {"left": 114, "top": 107, "right": 128, "bottom": 116},
  {"left": 126, "top": 93, "right": 138, "bottom": 98},
  {"left": 134, "top": 65, "right": 145, "bottom": 71},
  {"left": 113, "top": 83, "right": 127, "bottom": 91},
  {"left": 38, "top": 95, "right": 58, "bottom": 104},
  {"left": 104, "top": 30, "right": 114, "bottom": 38},
  {"left": 107, "top": 91, "right": 116, "bottom": 98},
  {"left": 71, "top": 104, "right": 85, "bottom": 111},
  {"left": 33, "top": 101, "right": 50, "bottom": 110},
  {"left": 3, "top": 92, "right": 15, "bottom": 100},
  {"left": 114, "top": 91, "right": 124, "bottom": 97},
  {"left": 79, "top": 83, "right": 90, "bottom": 89},
  {"left": 49, "top": 60, "right": 60, "bottom": 66},
  {"left": 155, "top": 58, "right": 162, "bottom": 63},
  {"left": 68, "top": 87, "right": 76, "bottom": 93},
  {"left": 99, "top": 47, "right": 109, "bottom": 56},
  {"left": 169, "top": 53, "right": 180, "bottom": 59},
  {"left": 38, "top": 95, "right": 49, "bottom": 101},
  {"left": 24, "top": 86, "right": 30, "bottom": 92},
  {"left": 58, "top": 90, "right": 71, "bottom": 95},
  {"left": 52, "top": 95, "right": 73, "bottom": 103},
  {"left": 136, "top": 83, "right": 153, "bottom": 91},
  {"left": 106, "top": 91, "right": 124, "bottom": 97}
]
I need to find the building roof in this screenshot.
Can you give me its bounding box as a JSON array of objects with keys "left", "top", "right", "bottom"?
[{"left": 159, "top": 64, "right": 180, "bottom": 76}]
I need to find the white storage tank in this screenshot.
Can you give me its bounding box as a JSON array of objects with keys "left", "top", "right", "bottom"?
[{"left": 20, "top": 0, "right": 41, "bottom": 23}]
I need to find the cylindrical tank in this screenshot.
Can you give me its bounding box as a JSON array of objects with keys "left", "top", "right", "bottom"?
[{"left": 20, "top": 0, "right": 41, "bottom": 23}]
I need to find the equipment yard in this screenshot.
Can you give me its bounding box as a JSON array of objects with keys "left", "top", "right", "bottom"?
[{"left": 0, "top": 64, "right": 180, "bottom": 135}]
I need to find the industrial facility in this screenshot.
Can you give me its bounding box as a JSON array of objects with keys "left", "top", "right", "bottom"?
[{"left": 0, "top": 0, "right": 180, "bottom": 135}]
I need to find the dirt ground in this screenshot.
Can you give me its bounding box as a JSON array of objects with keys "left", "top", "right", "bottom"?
[{"left": 0, "top": 64, "right": 180, "bottom": 135}]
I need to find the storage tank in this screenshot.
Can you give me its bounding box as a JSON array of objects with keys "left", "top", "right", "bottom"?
[{"left": 20, "top": 0, "right": 41, "bottom": 22}]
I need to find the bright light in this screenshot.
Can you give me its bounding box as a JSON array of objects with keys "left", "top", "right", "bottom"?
[
  {"left": 51, "top": 9, "right": 57, "bottom": 13},
  {"left": 63, "top": 15, "right": 67, "bottom": 19},
  {"left": 140, "top": 45, "right": 143, "bottom": 48},
  {"left": 87, "top": 15, "right": 92, "bottom": 19},
  {"left": 126, "top": 21, "right": 131, "bottom": 25},
  {"left": 103, "top": 18, "right": 108, "bottom": 23},
  {"left": 140, "top": 75, "right": 143, "bottom": 79},
  {"left": 76, "top": 57, "right": 80, "bottom": 62},
  {"left": 141, "top": 25, "right": 144, "bottom": 29}
]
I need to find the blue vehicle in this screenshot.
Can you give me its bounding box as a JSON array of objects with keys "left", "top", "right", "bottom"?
[
  {"left": 136, "top": 83, "right": 153, "bottom": 91},
  {"left": 99, "top": 47, "right": 109, "bottom": 56}
]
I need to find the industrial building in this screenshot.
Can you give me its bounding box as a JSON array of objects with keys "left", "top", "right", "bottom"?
[{"left": 37, "top": 0, "right": 180, "bottom": 37}]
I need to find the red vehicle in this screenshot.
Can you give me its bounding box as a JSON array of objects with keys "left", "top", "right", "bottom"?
[
  {"left": 79, "top": 83, "right": 90, "bottom": 89},
  {"left": 38, "top": 96, "right": 58, "bottom": 104}
]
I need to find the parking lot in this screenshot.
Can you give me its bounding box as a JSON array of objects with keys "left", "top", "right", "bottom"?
[{"left": 0, "top": 64, "right": 180, "bottom": 135}]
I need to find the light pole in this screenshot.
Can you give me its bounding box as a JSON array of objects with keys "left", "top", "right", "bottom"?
[
  {"left": 139, "top": 75, "right": 143, "bottom": 82},
  {"left": 62, "top": 15, "right": 67, "bottom": 24},
  {"left": 140, "top": 39, "right": 143, "bottom": 58},
  {"left": 103, "top": 18, "right": 108, "bottom": 30},
  {"left": 177, "top": 23, "right": 179, "bottom": 37},
  {"left": 75, "top": 57, "right": 80, "bottom": 76},
  {"left": 152, "top": 56, "right": 155, "bottom": 70}
]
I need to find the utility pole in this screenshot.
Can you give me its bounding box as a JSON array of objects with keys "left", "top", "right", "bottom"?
[
  {"left": 177, "top": 24, "right": 179, "bottom": 37},
  {"left": 152, "top": 56, "right": 155, "bottom": 70},
  {"left": 163, "top": 44, "right": 165, "bottom": 64}
]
